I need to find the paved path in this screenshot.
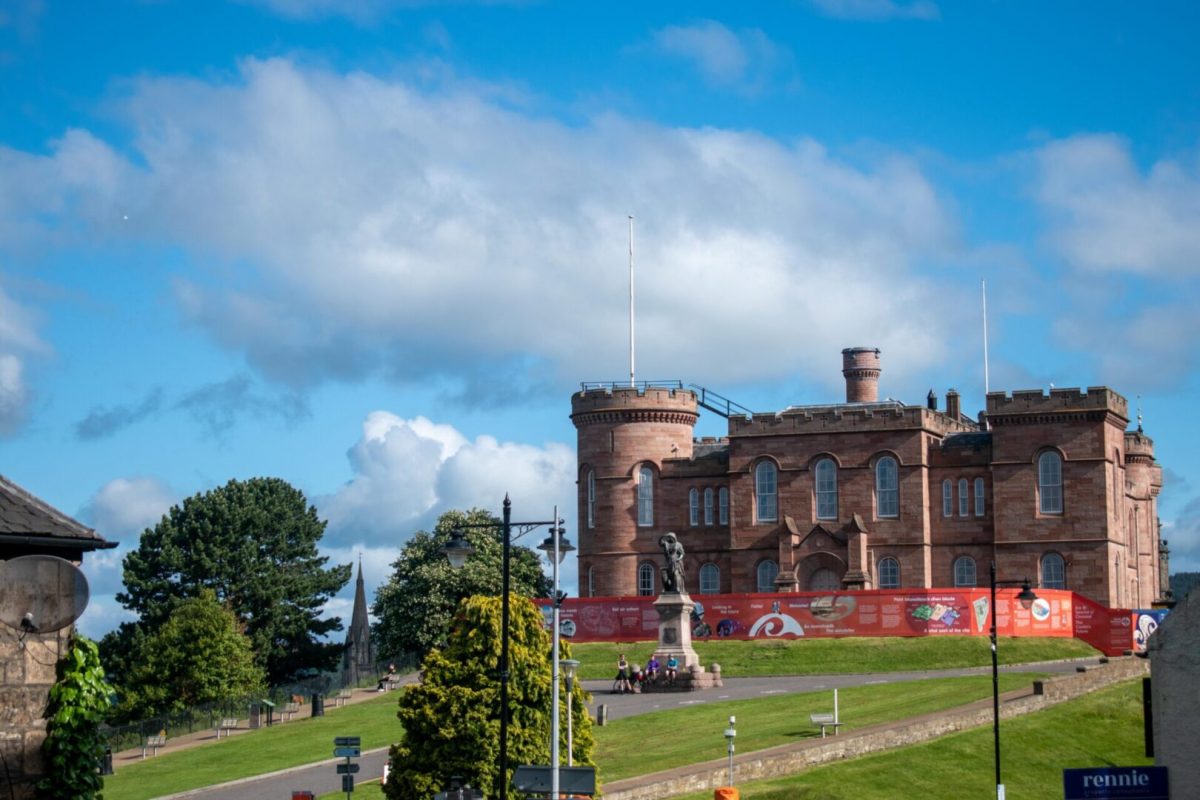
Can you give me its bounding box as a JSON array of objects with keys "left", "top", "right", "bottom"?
[{"left": 164, "top": 657, "right": 1102, "bottom": 799}]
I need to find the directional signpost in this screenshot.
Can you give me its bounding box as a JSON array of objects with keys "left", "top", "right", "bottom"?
[{"left": 333, "top": 737, "right": 361, "bottom": 798}]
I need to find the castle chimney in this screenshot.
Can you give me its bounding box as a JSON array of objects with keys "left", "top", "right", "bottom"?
[
  {"left": 946, "top": 389, "right": 961, "bottom": 421},
  {"left": 842, "top": 347, "right": 881, "bottom": 403},
  {"left": 926, "top": 389, "right": 937, "bottom": 411}
]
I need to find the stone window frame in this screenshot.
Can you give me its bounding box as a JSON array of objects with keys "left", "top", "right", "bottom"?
[
  {"left": 874, "top": 454, "right": 899, "bottom": 519},
  {"left": 689, "top": 487, "right": 700, "bottom": 527},
  {"left": 637, "top": 464, "right": 655, "bottom": 527},
  {"left": 1041, "top": 551, "right": 1066, "bottom": 589},
  {"left": 755, "top": 459, "right": 779, "bottom": 524},
  {"left": 942, "top": 479, "right": 953, "bottom": 517},
  {"left": 699, "top": 562, "right": 721, "bottom": 594},
  {"left": 973, "top": 477, "right": 985, "bottom": 517},
  {"left": 958, "top": 478, "right": 969, "bottom": 517},
  {"left": 718, "top": 487, "right": 730, "bottom": 525},
  {"left": 704, "top": 488, "right": 714, "bottom": 526},
  {"left": 877, "top": 556, "right": 900, "bottom": 589},
  {"left": 1037, "top": 450, "right": 1064, "bottom": 516},
  {"left": 953, "top": 555, "right": 977, "bottom": 587},
  {"left": 638, "top": 562, "right": 656, "bottom": 595},
  {"left": 587, "top": 565, "right": 595, "bottom": 597},
  {"left": 814, "top": 457, "right": 838, "bottom": 521},
  {"left": 586, "top": 468, "right": 596, "bottom": 529},
  {"left": 756, "top": 559, "right": 779, "bottom": 593}
]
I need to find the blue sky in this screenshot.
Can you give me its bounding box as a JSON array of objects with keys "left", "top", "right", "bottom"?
[{"left": 2, "top": 0, "right": 1199, "bottom": 639}]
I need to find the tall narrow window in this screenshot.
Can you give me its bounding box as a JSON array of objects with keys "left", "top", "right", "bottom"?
[
  {"left": 755, "top": 461, "right": 778, "bottom": 523},
  {"left": 974, "top": 477, "right": 985, "bottom": 517},
  {"left": 815, "top": 458, "right": 838, "bottom": 520},
  {"left": 757, "top": 560, "right": 779, "bottom": 593},
  {"left": 1041, "top": 552, "right": 1066, "bottom": 589},
  {"left": 586, "top": 469, "right": 596, "bottom": 529},
  {"left": 958, "top": 478, "right": 969, "bottom": 517},
  {"left": 587, "top": 566, "right": 595, "bottom": 597},
  {"left": 877, "top": 557, "right": 900, "bottom": 589},
  {"left": 637, "top": 466, "right": 654, "bottom": 526},
  {"left": 638, "top": 563, "right": 655, "bottom": 595},
  {"left": 953, "top": 556, "right": 977, "bottom": 587},
  {"left": 704, "top": 488, "right": 714, "bottom": 526},
  {"left": 942, "top": 479, "right": 953, "bottom": 517},
  {"left": 689, "top": 488, "right": 699, "bottom": 526},
  {"left": 718, "top": 487, "right": 729, "bottom": 525},
  {"left": 876, "top": 456, "right": 899, "bottom": 518},
  {"left": 1038, "top": 452, "right": 1063, "bottom": 514},
  {"left": 699, "top": 563, "right": 720, "bottom": 594}
]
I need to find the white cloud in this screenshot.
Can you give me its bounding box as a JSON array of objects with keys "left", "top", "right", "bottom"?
[
  {"left": 77, "top": 477, "right": 178, "bottom": 601},
  {"left": 1, "top": 58, "right": 966, "bottom": 396},
  {"left": 75, "top": 595, "right": 138, "bottom": 641},
  {"left": 650, "top": 21, "right": 790, "bottom": 91},
  {"left": 1035, "top": 135, "right": 1200, "bottom": 277},
  {"left": 1162, "top": 495, "right": 1200, "bottom": 574},
  {"left": 0, "top": 284, "right": 48, "bottom": 435},
  {"left": 809, "top": 0, "right": 939, "bottom": 21}
]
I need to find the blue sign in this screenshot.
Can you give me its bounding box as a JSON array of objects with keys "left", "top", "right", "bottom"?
[{"left": 1064, "top": 767, "right": 1168, "bottom": 799}]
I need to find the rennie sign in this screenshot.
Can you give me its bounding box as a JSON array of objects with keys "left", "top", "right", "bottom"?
[{"left": 1063, "top": 767, "right": 1168, "bottom": 800}]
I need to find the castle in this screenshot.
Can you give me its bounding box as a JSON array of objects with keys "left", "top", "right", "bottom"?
[{"left": 571, "top": 348, "right": 1169, "bottom": 609}]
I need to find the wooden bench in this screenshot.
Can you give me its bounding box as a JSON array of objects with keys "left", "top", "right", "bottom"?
[
  {"left": 382, "top": 674, "right": 403, "bottom": 691},
  {"left": 333, "top": 688, "right": 353, "bottom": 707},
  {"left": 282, "top": 701, "right": 301, "bottom": 722},
  {"left": 810, "top": 712, "right": 843, "bottom": 738},
  {"left": 215, "top": 718, "right": 238, "bottom": 738},
  {"left": 142, "top": 734, "right": 167, "bottom": 758}
]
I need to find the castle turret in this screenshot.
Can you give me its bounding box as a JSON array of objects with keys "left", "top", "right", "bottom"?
[
  {"left": 842, "top": 347, "right": 881, "bottom": 403},
  {"left": 571, "top": 385, "right": 698, "bottom": 597}
]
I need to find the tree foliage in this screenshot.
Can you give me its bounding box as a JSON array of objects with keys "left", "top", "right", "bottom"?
[
  {"left": 115, "top": 477, "right": 350, "bottom": 686},
  {"left": 38, "top": 635, "right": 112, "bottom": 800},
  {"left": 116, "top": 590, "right": 265, "bottom": 719},
  {"left": 372, "top": 508, "right": 552, "bottom": 660},
  {"left": 385, "top": 595, "right": 595, "bottom": 800}
]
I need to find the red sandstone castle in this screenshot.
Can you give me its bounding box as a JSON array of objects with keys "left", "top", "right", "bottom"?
[{"left": 572, "top": 348, "right": 1168, "bottom": 609}]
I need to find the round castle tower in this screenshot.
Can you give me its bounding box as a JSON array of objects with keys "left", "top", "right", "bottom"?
[{"left": 571, "top": 385, "right": 699, "bottom": 597}]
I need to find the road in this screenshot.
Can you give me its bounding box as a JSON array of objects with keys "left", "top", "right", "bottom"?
[{"left": 167, "top": 658, "right": 1100, "bottom": 799}]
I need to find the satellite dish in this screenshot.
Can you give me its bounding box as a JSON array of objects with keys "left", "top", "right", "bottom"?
[{"left": 0, "top": 555, "right": 90, "bottom": 633}]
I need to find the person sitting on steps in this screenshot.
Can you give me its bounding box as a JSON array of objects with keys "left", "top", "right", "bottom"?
[
  {"left": 645, "top": 654, "right": 661, "bottom": 683},
  {"left": 665, "top": 654, "right": 679, "bottom": 685}
]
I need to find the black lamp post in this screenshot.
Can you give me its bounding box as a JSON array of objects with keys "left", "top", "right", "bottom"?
[
  {"left": 441, "top": 495, "right": 562, "bottom": 800},
  {"left": 989, "top": 560, "right": 1038, "bottom": 800}
]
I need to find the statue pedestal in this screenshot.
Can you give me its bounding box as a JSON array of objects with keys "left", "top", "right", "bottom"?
[{"left": 650, "top": 592, "right": 722, "bottom": 691}]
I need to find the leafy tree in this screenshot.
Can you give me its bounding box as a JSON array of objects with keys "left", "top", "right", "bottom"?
[
  {"left": 38, "top": 635, "right": 112, "bottom": 800},
  {"left": 115, "top": 477, "right": 351, "bottom": 685},
  {"left": 385, "top": 594, "right": 595, "bottom": 799},
  {"left": 372, "top": 508, "right": 552, "bottom": 660},
  {"left": 117, "top": 590, "right": 265, "bottom": 718}
]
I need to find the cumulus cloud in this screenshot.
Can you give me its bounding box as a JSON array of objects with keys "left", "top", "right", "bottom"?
[
  {"left": 809, "top": 0, "right": 939, "bottom": 21},
  {"left": 650, "top": 21, "right": 792, "bottom": 92},
  {"left": 1035, "top": 135, "right": 1200, "bottom": 277},
  {"left": 1162, "top": 495, "right": 1200, "bottom": 573},
  {"left": 320, "top": 411, "right": 575, "bottom": 549},
  {"left": 0, "top": 284, "right": 48, "bottom": 435},
  {"left": 0, "top": 58, "right": 965, "bottom": 397}
]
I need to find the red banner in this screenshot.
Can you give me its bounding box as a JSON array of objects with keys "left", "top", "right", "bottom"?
[{"left": 537, "top": 588, "right": 1134, "bottom": 656}]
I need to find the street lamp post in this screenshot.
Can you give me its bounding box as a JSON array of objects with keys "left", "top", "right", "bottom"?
[
  {"left": 442, "top": 496, "right": 564, "bottom": 800},
  {"left": 989, "top": 560, "right": 1038, "bottom": 800},
  {"left": 723, "top": 715, "right": 737, "bottom": 788},
  {"left": 561, "top": 659, "right": 580, "bottom": 768},
  {"left": 538, "top": 509, "right": 574, "bottom": 799}
]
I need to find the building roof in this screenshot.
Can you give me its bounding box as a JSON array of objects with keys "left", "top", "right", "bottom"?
[{"left": 0, "top": 473, "right": 116, "bottom": 551}]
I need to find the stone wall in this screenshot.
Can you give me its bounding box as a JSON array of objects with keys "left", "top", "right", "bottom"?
[{"left": 0, "top": 627, "right": 70, "bottom": 798}]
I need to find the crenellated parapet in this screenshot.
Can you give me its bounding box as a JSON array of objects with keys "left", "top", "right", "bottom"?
[
  {"left": 986, "top": 386, "right": 1129, "bottom": 424},
  {"left": 1124, "top": 430, "right": 1156, "bottom": 464},
  {"left": 729, "top": 403, "right": 976, "bottom": 437},
  {"left": 571, "top": 385, "right": 699, "bottom": 427}
]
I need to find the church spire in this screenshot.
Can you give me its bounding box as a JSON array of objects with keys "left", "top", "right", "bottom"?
[{"left": 341, "top": 554, "right": 374, "bottom": 687}]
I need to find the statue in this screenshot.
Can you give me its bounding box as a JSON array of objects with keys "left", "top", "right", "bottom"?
[{"left": 659, "top": 532, "right": 686, "bottom": 594}]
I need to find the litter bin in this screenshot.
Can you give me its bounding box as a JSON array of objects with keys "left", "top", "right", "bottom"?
[
  {"left": 311, "top": 693, "right": 324, "bottom": 718},
  {"left": 99, "top": 746, "right": 113, "bottom": 775},
  {"left": 249, "top": 703, "right": 261, "bottom": 729}
]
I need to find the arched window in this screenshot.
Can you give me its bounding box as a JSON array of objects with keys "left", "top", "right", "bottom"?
[
  {"left": 638, "top": 563, "right": 656, "bottom": 595},
  {"left": 942, "top": 479, "right": 953, "bottom": 517},
  {"left": 958, "top": 478, "right": 969, "bottom": 517},
  {"left": 587, "top": 565, "right": 595, "bottom": 597},
  {"left": 810, "top": 568, "right": 841, "bottom": 591},
  {"left": 974, "top": 477, "right": 985, "bottom": 517},
  {"left": 1038, "top": 451, "right": 1063, "bottom": 514},
  {"left": 755, "top": 461, "right": 778, "bottom": 523},
  {"left": 757, "top": 560, "right": 779, "bottom": 593},
  {"left": 815, "top": 458, "right": 838, "bottom": 520},
  {"left": 1041, "top": 552, "right": 1066, "bottom": 589},
  {"left": 586, "top": 469, "right": 596, "bottom": 529},
  {"left": 877, "top": 557, "right": 900, "bottom": 589},
  {"left": 704, "top": 488, "right": 714, "bottom": 526},
  {"left": 699, "top": 563, "right": 720, "bottom": 594},
  {"left": 876, "top": 456, "right": 899, "bottom": 518},
  {"left": 718, "top": 487, "right": 729, "bottom": 525},
  {"left": 689, "top": 488, "right": 699, "bottom": 526},
  {"left": 637, "top": 465, "right": 654, "bottom": 526},
  {"left": 953, "top": 556, "right": 977, "bottom": 587}
]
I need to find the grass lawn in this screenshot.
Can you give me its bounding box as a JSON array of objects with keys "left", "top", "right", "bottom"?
[
  {"left": 672, "top": 679, "right": 1150, "bottom": 800},
  {"left": 593, "top": 672, "right": 1042, "bottom": 782},
  {"left": 570, "top": 636, "right": 1096, "bottom": 680},
  {"left": 102, "top": 692, "right": 402, "bottom": 800},
  {"left": 319, "top": 779, "right": 384, "bottom": 799}
]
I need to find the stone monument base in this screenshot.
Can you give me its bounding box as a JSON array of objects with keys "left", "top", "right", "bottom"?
[
  {"left": 640, "top": 663, "right": 722, "bottom": 693},
  {"left": 651, "top": 591, "right": 721, "bottom": 691}
]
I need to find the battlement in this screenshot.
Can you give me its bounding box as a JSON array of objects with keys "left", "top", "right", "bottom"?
[
  {"left": 571, "top": 383, "right": 699, "bottom": 426},
  {"left": 728, "top": 403, "right": 976, "bottom": 437},
  {"left": 985, "top": 386, "right": 1128, "bottom": 420},
  {"left": 1125, "top": 430, "right": 1156, "bottom": 462}
]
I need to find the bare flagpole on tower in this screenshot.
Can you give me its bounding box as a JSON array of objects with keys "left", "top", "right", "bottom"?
[
  {"left": 629, "top": 215, "right": 636, "bottom": 388},
  {"left": 982, "top": 279, "right": 990, "bottom": 395}
]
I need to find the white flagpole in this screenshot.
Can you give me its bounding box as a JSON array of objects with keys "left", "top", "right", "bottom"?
[
  {"left": 629, "top": 215, "right": 636, "bottom": 388},
  {"left": 982, "top": 279, "right": 990, "bottom": 396}
]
